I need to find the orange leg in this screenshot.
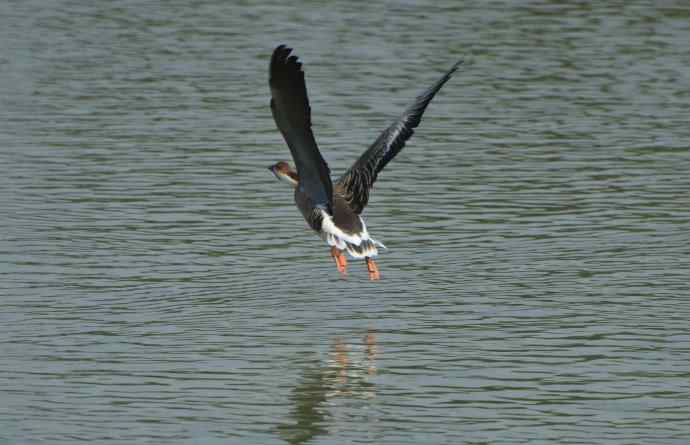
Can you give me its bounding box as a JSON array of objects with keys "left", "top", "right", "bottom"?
[
  {"left": 366, "top": 257, "right": 381, "bottom": 281},
  {"left": 330, "top": 247, "right": 348, "bottom": 277}
]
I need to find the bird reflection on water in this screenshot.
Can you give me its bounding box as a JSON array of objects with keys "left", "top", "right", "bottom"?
[{"left": 276, "top": 331, "right": 378, "bottom": 444}]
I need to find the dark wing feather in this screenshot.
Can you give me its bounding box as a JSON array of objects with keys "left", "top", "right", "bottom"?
[
  {"left": 336, "top": 60, "right": 463, "bottom": 214},
  {"left": 270, "top": 45, "right": 333, "bottom": 211}
]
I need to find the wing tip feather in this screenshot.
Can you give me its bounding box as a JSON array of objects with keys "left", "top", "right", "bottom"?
[
  {"left": 451, "top": 59, "right": 464, "bottom": 72},
  {"left": 270, "top": 45, "right": 309, "bottom": 90}
]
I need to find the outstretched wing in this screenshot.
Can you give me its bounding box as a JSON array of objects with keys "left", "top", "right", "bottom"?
[
  {"left": 270, "top": 45, "right": 333, "bottom": 211},
  {"left": 336, "top": 60, "right": 463, "bottom": 214}
]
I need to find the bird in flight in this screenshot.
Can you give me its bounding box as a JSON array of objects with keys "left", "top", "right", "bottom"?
[{"left": 268, "top": 45, "right": 461, "bottom": 280}]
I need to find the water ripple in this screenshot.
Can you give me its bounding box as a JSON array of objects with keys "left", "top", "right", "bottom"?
[{"left": 3, "top": 0, "right": 690, "bottom": 444}]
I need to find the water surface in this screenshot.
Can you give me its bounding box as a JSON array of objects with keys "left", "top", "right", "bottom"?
[{"left": 2, "top": 1, "right": 690, "bottom": 443}]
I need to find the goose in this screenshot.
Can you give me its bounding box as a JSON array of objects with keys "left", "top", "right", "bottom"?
[{"left": 268, "top": 45, "right": 461, "bottom": 280}]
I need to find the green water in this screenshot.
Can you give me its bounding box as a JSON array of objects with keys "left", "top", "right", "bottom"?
[{"left": 2, "top": 1, "right": 690, "bottom": 443}]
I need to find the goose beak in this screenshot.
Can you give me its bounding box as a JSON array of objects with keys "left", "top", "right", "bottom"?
[{"left": 268, "top": 164, "right": 279, "bottom": 180}]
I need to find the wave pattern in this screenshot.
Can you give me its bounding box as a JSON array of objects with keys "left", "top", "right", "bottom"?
[{"left": 2, "top": 1, "right": 690, "bottom": 444}]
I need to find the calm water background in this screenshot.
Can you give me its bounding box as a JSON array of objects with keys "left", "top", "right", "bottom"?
[{"left": 2, "top": 1, "right": 690, "bottom": 443}]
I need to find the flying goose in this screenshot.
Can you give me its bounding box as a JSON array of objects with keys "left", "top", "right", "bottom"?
[{"left": 268, "top": 45, "right": 461, "bottom": 280}]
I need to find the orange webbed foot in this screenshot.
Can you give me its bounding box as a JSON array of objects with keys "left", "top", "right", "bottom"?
[
  {"left": 366, "top": 257, "right": 380, "bottom": 281},
  {"left": 330, "top": 247, "right": 348, "bottom": 277}
]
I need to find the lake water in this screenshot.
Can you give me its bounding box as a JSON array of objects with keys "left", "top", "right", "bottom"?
[{"left": 2, "top": 1, "right": 690, "bottom": 444}]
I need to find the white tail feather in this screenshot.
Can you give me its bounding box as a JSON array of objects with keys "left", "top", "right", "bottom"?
[{"left": 320, "top": 210, "right": 385, "bottom": 259}]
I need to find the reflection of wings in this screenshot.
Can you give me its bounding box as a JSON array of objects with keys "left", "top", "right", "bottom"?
[
  {"left": 270, "top": 45, "right": 333, "bottom": 211},
  {"left": 277, "top": 332, "right": 378, "bottom": 443},
  {"left": 275, "top": 360, "right": 329, "bottom": 445},
  {"left": 337, "top": 60, "right": 463, "bottom": 214}
]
